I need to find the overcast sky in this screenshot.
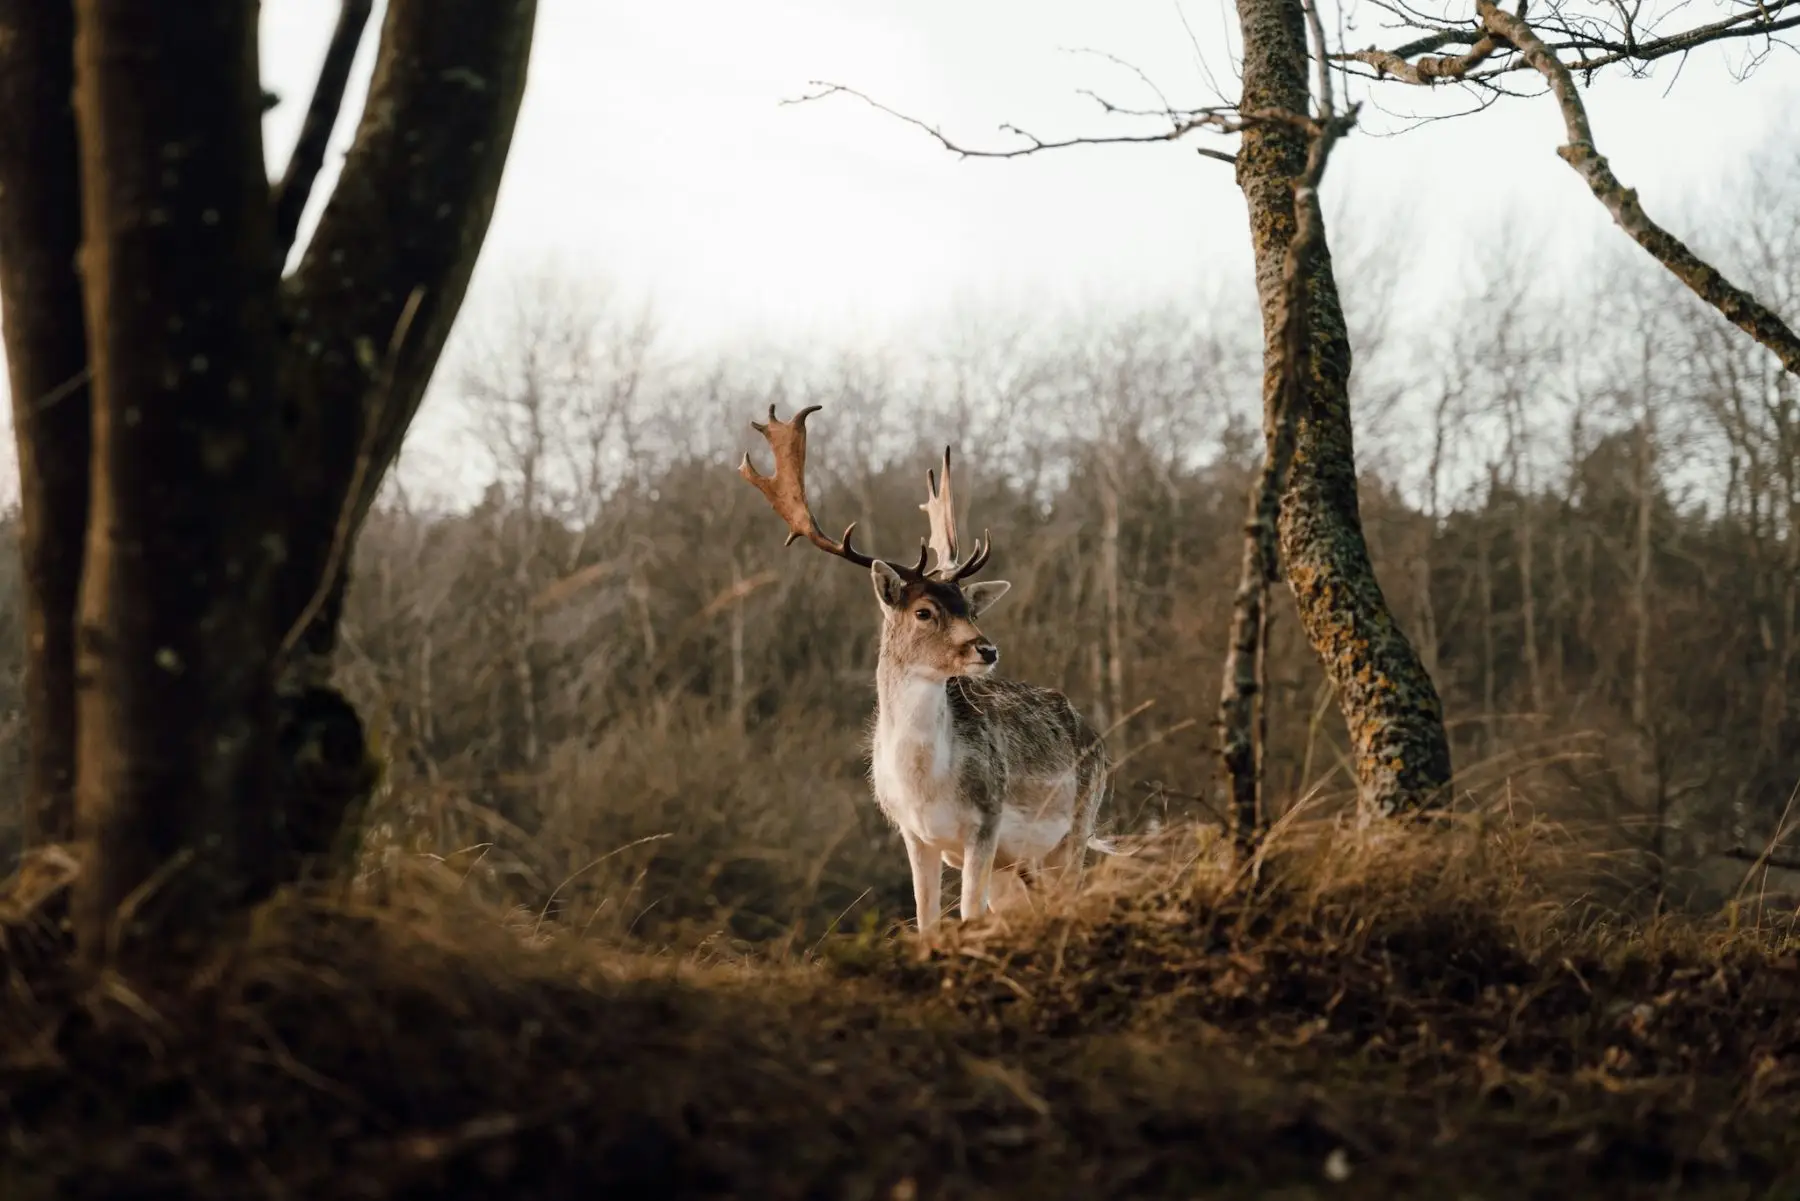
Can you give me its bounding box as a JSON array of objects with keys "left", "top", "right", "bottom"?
[
  {"left": 259, "top": 0, "right": 1792, "bottom": 349},
  {"left": 0, "top": 0, "right": 1791, "bottom": 503}
]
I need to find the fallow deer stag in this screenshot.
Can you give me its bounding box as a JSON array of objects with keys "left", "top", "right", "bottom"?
[{"left": 738, "top": 404, "right": 1113, "bottom": 935}]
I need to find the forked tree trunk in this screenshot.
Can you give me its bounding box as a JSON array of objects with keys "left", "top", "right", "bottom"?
[
  {"left": 0, "top": 0, "right": 537, "bottom": 961},
  {"left": 1218, "top": 102, "right": 1336, "bottom": 847},
  {"left": 1232, "top": 0, "right": 1453, "bottom": 814},
  {"left": 69, "top": 0, "right": 287, "bottom": 953},
  {"left": 0, "top": 1, "right": 90, "bottom": 847}
]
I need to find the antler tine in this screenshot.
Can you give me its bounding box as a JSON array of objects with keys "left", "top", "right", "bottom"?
[
  {"left": 920, "top": 444, "right": 961, "bottom": 576},
  {"left": 953, "top": 530, "right": 992, "bottom": 581},
  {"left": 737, "top": 403, "right": 877, "bottom": 569},
  {"left": 919, "top": 444, "right": 996, "bottom": 582}
]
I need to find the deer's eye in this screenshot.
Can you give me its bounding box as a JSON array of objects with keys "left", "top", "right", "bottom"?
[{"left": 913, "top": 607, "right": 933, "bottom": 622}]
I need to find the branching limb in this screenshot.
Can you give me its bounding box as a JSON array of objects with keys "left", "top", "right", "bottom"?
[
  {"left": 1337, "top": 0, "right": 1796, "bottom": 82},
  {"left": 1338, "top": 33, "right": 1502, "bottom": 82},
  {"left": 279, "top": 0, "right": 538, "bottom": 669},
  {"left": 1475, "top": 0, "right": 1800, "bottom": 376},
  {"left": 272, "top": 0, "right": 373, "bottom": 264},
  {"left": 788, "top": 81, "right": 1242, "bottom": 164}
]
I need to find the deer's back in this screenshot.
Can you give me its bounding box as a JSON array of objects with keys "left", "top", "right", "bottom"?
[{"left": 947, "top": 676, "right": 1107, "bottom": 779}]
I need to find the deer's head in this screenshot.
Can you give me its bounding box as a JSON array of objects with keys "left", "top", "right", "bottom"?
[{"left": 738, "top": 404, "right": 1012, "bottom": 681}]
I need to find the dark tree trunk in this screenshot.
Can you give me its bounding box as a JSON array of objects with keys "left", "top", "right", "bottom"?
[
  {"left": 1233, "top": 0, "right": 1453, "bottom": 814},
  {"left": 0, "top": 0, "right": 537, "bottom": 961},
  {"left": 277, "top": 0, "right": 539, "bottom": 676},
  {"left": 0, "top": 1, "right": 90, "bottom": 847},
  {"left": 69, "top": 0, "right": 286, "bottom": 957}
]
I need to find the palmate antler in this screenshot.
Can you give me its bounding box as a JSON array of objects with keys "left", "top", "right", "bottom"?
[
  {"left": 738, "top": 404, "right": 923, "bottom": 573},
  {"left": 738, "top": 405, "right": 993, "bottom": 583},
  {"left": 919, "top": 446, "right": 991, "bottom": 582}
]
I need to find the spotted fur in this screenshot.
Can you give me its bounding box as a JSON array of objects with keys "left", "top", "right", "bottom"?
[{"left": 865, "top": 563, "right": 1112, "bottom": 934}]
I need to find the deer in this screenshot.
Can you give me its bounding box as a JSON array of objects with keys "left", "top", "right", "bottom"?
[{"left": 738, "top": 404, "right": 1113, "bottom": 936}]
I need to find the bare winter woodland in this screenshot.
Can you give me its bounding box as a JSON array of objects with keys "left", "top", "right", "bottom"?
[
  {"left": 7, "top": 149, "right": 1793, "bottom": 942},
  {"left": 2, "top": 0, "right": 1800, "bottom": 1195}
]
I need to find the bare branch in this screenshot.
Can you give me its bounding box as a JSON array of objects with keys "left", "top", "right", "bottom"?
[
  {"left": 272, "top": 0, "right": 372, "bottom": 263},
  {"left": 1345, "top": 0, "right": 1798, "bottom": 83},
  {"left": 1723, "top": 845, "right": 1800, "bottom": 874},
  {"left": 1303, "top": 0, "right": 1336, "bottom": 115},
  {"left": 1337, "top": 34, "right": 1501, "bottom": 82},
  {"left": 787, "top": 81, "right": 1241, "bottom": 161},
  {"left": 1475, "top": 0, "right": 1800, "bottom": 376}
]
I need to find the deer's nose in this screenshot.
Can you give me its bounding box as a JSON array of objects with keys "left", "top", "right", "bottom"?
[{"left": 976, "top": 643, "right": 999, "bottom": 665}]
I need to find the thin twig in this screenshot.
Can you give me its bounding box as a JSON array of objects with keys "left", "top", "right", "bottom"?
[
  {"left": 786, "top": 81, "right": 1242, "bottom": 161},
  {"left": 1723, "top": 845, "right": 1800, "bottom": 874}
]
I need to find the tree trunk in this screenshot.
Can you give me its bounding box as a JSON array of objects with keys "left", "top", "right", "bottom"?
[
  {"left": 0, "top": 0, "right": 538, "bottom": 961},
  {"left": 1233, "top": 0, "right": 1453, "bottom": 814},
  {"left": 276, "top": 0, "right": 538, "bottom": 676},
  {"left": 70, "top": 0, "right": 285, "bottom": 957},
  {"left": 1099, "top": 455, "right": 1127, "bottom": 740},
  {"left": 1630, "top": 417, "right": 1655, "bottom": 732},
  {"left": 0, "top": 1, "right": 90, "bottom": 847},
  {"left": 1476, "top": 472, "right": 1497, "bottom": 756}
]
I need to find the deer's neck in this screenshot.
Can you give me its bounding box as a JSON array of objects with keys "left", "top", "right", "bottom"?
[{"left": 874, "top": 653, "right": 954, "bottom": 773}]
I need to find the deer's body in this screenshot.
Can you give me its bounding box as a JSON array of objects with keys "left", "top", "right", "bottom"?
[
  {"left": 871, "top": 641, "right": 1111, "bottom": 930},
  {"left": 738, "top": 404, "right": 1113, "bottom": 935}
]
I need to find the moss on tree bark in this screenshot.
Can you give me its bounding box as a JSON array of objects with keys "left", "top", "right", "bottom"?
[{"left": 1234, "top": 0, "right": 1453, "bottom": 813}]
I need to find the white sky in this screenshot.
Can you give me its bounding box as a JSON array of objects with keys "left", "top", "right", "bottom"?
[
  {"left": 256, "top": 0, "right": 1793, "bottom": 349},
  {"left": 0, "top": 0, "right": 1792, "bottom": 504}
]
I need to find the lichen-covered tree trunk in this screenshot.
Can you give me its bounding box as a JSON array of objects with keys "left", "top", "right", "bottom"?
[
  {"left": 1233, "top": 0, "right": 1453, "bottom": 813},
  {"left": 0, "top": 1, "right": 90, "bottom": 847},
  {"left": 69, "top": 0, "right": 287, "bottom": 955}
]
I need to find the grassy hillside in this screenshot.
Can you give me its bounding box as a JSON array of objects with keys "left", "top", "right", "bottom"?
[{"left": 3, "top": 811, "right": 1798, "bottom": 1200}]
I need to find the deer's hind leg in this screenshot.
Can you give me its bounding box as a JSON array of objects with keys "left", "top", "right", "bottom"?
[{"left": 959, "top": 818, "right": 1001, "bottom": 922}]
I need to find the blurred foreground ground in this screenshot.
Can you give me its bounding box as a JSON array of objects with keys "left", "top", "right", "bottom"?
[{"left": 3, "top": 811, "right": 1798, "bottom": 1200}]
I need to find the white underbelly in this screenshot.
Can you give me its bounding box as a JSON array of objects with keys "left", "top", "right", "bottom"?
[
  {"left": 875, "top": 756, "right": 1082, "bottom": 867},
  {"left": 995, "top": 806, "right": 1074, "bottom": 863},
  {"left": 891, "top": 792, "right": 974, "bottom": 852}
]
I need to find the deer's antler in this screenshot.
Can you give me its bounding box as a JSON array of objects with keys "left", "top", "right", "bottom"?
[
  {"left": 740, "top": 404, "right": 928, "bottom": 574},
  {"left": 920, "top": 445, "right": 991, "bottom": 581}
]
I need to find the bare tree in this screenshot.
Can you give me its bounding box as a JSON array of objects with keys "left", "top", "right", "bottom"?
[
  {"left": 1341, "top": 0, "right": 1800, "bottom": 378},
  {"left": 0, "top": 0, "right": 537, "bottom": 961},
  {"left": 1219, "top": 78, "right": 1359, "bottom": 846},
  {"left": 796, "top": 14, "right": 1458, "bottom": 814}
]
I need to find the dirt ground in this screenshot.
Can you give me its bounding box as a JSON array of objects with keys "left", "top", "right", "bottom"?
[{"left": 3, "top": 817, "right": 1798, "bottom": 1200}]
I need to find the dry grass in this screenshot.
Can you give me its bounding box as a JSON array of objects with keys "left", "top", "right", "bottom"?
[{"left": 3, "top": 806, "right": 1800, "bottom": 1200}]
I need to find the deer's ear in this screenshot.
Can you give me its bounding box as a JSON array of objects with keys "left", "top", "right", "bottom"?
[
  {"left": 870, "top": 561, "right": 908, "bottom": 609},
  {"left": 963, "top": 579, "right": 1011, "bottom": 617}
]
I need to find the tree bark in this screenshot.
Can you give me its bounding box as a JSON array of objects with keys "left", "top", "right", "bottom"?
[
  {"left": 0, "top": 1, "right": 89, "bottom": 847},
  {"left": 278, "top": 0, "right": 538, "bottom": 676},
  {"left": 1234, "top": 0, "right": 1453, "bottom": 814},
  {"left": 70, "top": 0, "right": 286, "bottom": 957},
  {"left": 0, "top": 0, "right": 537, "bottom": 959}
]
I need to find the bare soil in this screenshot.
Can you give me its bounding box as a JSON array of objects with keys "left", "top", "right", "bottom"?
[{"left": 3, "top": 819, "right": 1798, "bottom": 1200}]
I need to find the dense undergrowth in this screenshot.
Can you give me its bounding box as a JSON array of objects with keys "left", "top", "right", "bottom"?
[{"left": 3, "top": 810, "right": 1799, "bottom": 1200}]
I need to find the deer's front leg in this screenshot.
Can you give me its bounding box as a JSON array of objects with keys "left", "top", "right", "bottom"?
[
  {"left": 959, "top": 820, "right": 1000, "bottom": 922},
  {"left": 901, "top": 829, "right": 943, "bottom": 936}
]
